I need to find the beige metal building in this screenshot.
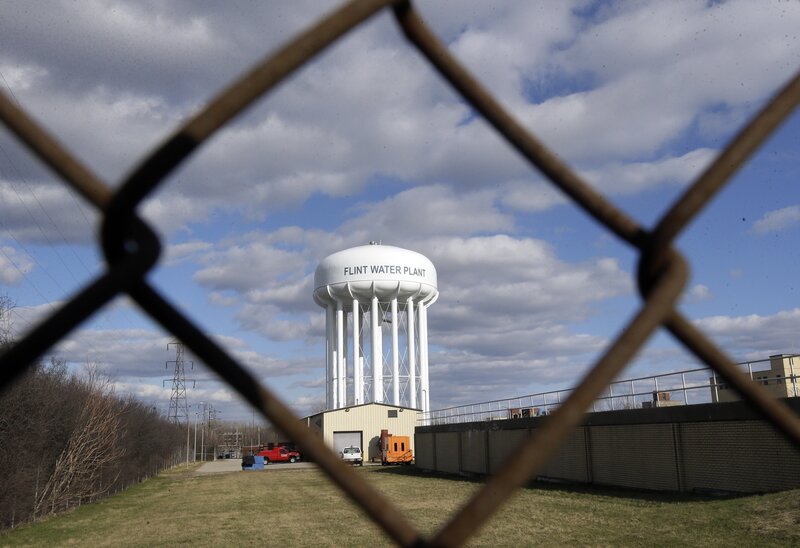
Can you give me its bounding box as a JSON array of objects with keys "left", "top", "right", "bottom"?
[
  {"left": 711, "top": 354, "right": 799, "bottom": 403},
  {"left": 304, "top": 402, "right": 421, "bottom": 461}
]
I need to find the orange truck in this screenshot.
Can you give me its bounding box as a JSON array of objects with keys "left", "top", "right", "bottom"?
[{"left": 380, "top": 429, "right": 413, "bottom": 465}]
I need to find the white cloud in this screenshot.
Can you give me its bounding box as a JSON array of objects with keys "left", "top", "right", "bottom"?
[
  {"left": 515, "top": 1, "right": 800, "bottom": 164},
  {"left": 52, "top": 327, "right": 174, "bottom": 377},
  {"left": 343, "top": 185, "right": 514, "bottom": 239},
  {"left": 561, "top": 1, "right": 800, "bottom": 101},
  {"left": 235, "top": 303, "right": 320, "bottom": 343},
  {"left": 695, "top": 308, "right": 800, "bottom": 359},
  {"left": 499, "top": 180, "right": 567, "bottom": 213},
  {"left": 2, "top": 1, "right": 797, "bottom": 418},
  {"left": 0, "top": 246, "right": 34, "bottom": 284},
  {"left": 752, "top": 205, "right": 800, "bottom": 235},
  {"left": 0, "top": 61, "right": 48, "bottom": 90},
  {"left": 445, "top": 2, "right": 580, "bottom": 106},
  {"left": 582, "top": 148, "right": 716, "bottom": 195},
  {"left": 0, "top": 181, "right": 99, "bottom": 244},
  {"left": 164, "top": 240, "right": 214, "bottom": 265},
  {"left": 686, "top": 284, "right": 713, "bottom": 303},
  {"left": 7, "top": 301, "right": 63, "bottom": 338},
  {"left": 208, "top": 291, "right": 239, "bottom": 308},
  {"left": 2, "top": 0, "right": 796, "bottom": 249},
  {"left": 182, "top": 226, "right": 632, "bottom": 379},
  {"left": 193, "top": 241, "right": 307, "bottom": 292},
  {"left": 428, "top": 351, "right": 594, "bottom": 409}
]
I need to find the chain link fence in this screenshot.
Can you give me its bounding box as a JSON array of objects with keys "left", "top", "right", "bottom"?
[{"left": 1, "top": 1, "right": 799, "bottom": 545}]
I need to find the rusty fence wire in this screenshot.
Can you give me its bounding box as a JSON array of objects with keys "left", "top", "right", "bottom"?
[{"left": 1, "top": 1, "right": 800, "bottom": 545}]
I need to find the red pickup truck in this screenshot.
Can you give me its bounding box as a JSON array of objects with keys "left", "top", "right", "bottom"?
[{"left": 256, "top": 446, "right": 301, "bottom": 464}]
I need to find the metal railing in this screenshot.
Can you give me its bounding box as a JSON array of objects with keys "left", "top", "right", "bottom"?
[
  {"left": 422, "top": 355, "right": 800, "bottom": 425},
  {"left": 1, "top": 1, "right": 799, "bottom": 546}
]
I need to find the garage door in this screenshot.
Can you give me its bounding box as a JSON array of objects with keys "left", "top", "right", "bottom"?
[{"left": 333, "top": 431, "right": 363, "bottom": 455}]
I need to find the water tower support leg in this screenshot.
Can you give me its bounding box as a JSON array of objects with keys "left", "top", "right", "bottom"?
[
  {"left": 408, "top": 298, "right": 416, "bottom": 409},
  {"left": 372, "top": 296, "right": 382, "bottom": 403},
  {"left": 327, "top": 304, "right": 334, "bottom": 410},
  {"left": 392, "top": 298, "right": 399, "bottom": 405},
  {"left": 336, "top": 301, "right": 344, "bottom": 409},
  {"left": 420, "top": 302, "right": 430, "bottom": 414},
  {"left": 353, "top": 299, "right": 361, "bottom": 405}
]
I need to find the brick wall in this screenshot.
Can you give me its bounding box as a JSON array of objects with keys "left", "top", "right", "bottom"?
[
  {"left": 588, "top": 423, "right": 679, "bottom": 491},
  {"left": 537, "top": 427, "right": 589, "bottom": 483},
  {"left": 679, "top": 421, "right": 800, "bottom": 493},
  {"left": 488, "top": 428, "right": 528, "bottom": 474}
]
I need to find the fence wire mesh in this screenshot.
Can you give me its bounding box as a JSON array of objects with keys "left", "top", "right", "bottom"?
[{"left": 1, "top": 1, "right": 799, "bottom": 545}]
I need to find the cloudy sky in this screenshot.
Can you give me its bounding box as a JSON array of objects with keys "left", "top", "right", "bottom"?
[{"left": 1, "top": 0, "right": 799, "bottom": 421}]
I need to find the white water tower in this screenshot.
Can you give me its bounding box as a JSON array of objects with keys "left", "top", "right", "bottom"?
[{"left": 313, "top": 243, "right": 438, "bottom": 413}]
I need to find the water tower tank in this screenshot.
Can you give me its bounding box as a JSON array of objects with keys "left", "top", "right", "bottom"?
[{"left": 313, "top": 243, "right": 438, "bottom": 413}]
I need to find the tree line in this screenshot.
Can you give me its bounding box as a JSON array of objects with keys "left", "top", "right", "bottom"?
[{"left": 0, "top": 297, "right": 186, "bottom": 530}]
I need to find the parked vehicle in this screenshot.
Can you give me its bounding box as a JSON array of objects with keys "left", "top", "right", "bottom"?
[
  {"left": 380, "top": 429, "right": 413, "bottom": 465},
  {"left": 256, "top": 446, "right": 301, "bottom": 464},
  {"left": 340, "top": 446, "right": 363, "bottom": 466}
]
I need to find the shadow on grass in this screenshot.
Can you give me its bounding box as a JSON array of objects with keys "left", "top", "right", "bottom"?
[{"left": 368, "top": 465, "right": 753, "bottom": 503}]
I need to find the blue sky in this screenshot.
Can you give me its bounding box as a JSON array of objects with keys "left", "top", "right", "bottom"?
[{"left": 1, "top": 0, "right": 799, "bottom": 421}]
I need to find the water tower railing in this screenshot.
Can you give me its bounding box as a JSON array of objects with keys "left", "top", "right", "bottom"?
[{"left": 420, "top": 356, "right": 799, "bottom": 426}]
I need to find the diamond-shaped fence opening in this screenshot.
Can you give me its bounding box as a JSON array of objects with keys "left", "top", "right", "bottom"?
[{"left": 1, "top": 1, "right": 799, "bottom": 546}]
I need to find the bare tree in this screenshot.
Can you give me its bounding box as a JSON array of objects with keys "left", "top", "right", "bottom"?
[
  {"left": 34, "top": 366, "right": 125, "bottom": 517},
  {"left": 0, "top": 294, "right": 14, "bottom": 348},
  {"left": 1, "top": 347, "right": 184, "bottom": 529}
]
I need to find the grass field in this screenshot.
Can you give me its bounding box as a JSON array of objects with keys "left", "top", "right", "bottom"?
[{"left": 2, "top": 464, "right": 799, "bottom": 546}]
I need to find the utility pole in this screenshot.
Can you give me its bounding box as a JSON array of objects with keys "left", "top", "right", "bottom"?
[
  {"left": 193, "top": 401, "right": 205, "bottom": 462},
  {"left": 200, "top": 403, "right": 217, "bottom": 461}
]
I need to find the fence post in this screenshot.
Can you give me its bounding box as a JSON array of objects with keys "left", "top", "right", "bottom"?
[{"left": 682, "top": 373, "right": 688, "bottom": 404}]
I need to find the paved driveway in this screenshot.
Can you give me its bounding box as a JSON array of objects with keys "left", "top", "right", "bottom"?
[
  {"left": 194, "top": 459, "right": 319, "bottom": 474},
  {"left": 194, "top": 459, "right": 242, "bottom": 474}
]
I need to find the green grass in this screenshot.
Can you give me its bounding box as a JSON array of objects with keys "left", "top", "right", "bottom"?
[{"left": 2, "top": 465, "right": 799, "bottom": 546}]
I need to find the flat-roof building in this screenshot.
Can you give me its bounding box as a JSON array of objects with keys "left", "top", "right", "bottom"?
[
  {"left": 303, "top": 402, "right": 420, "bottom": 461},
  {"left": 711, "top": 354, "right": 799, "bottom": 403}
]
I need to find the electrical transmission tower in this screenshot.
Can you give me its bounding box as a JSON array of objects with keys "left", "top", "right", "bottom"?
[
  {"left": 204, "top": 403, "right": 218, "bottom": 428},
  {"left": 165, "top": 341, "right": 195, "bottom": 423}
]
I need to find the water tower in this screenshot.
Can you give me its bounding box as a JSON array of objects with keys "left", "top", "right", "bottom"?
[{"left": 313, "top": 243, "right": 438, "bottom": 413}]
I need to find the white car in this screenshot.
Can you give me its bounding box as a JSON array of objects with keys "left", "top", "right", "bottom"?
[{"left": 340, "top": 446, "right": 363, "bottom": 466}]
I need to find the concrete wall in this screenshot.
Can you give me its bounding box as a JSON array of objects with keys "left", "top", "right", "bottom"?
[{"left": 415, "top": 398, "right": 800, "bottom": 494}]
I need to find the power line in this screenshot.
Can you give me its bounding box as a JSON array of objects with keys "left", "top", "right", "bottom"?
[{"left": 0, "top": 68, "right": 153, "bottom": 360}]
